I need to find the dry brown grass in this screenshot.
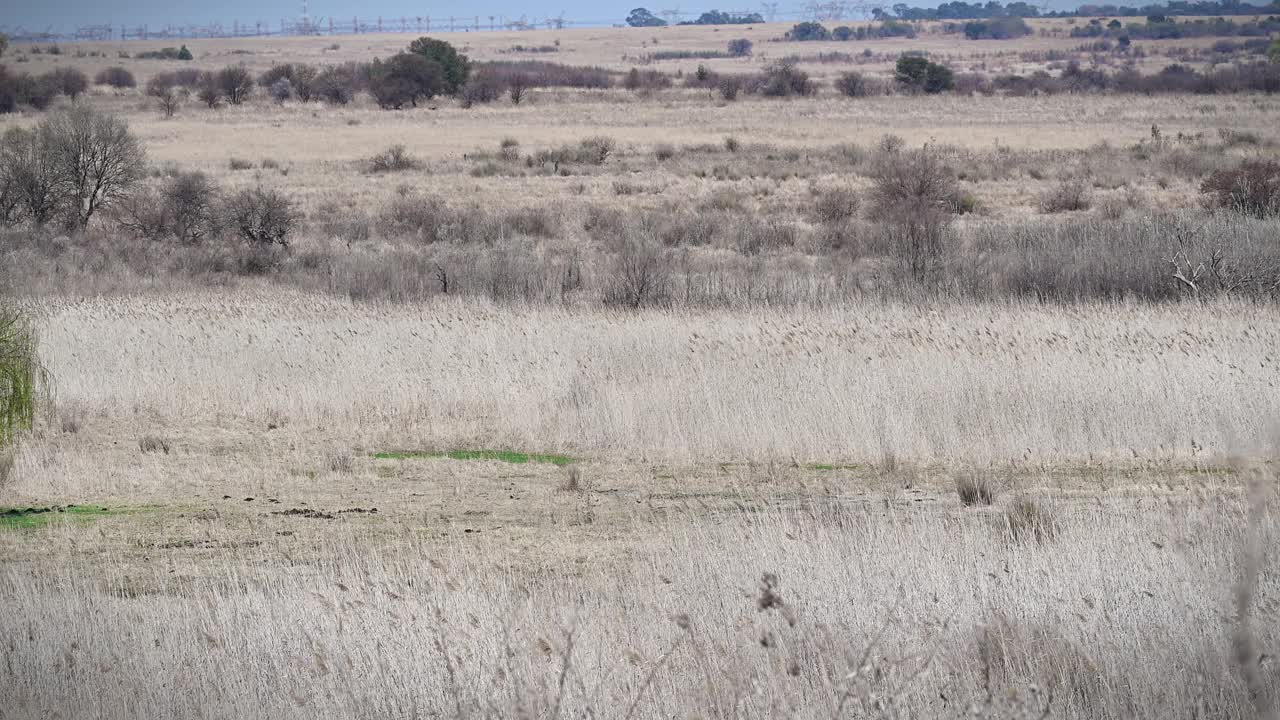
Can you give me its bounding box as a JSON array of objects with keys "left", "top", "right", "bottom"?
[
  {"left": 1, "top": 21, "right": 1277, "bottom": 718},
  {"left": 9, "top": 292, "right": 1273, "bottom": 469},
  {"left": 0, "top": 470, "right": 1273, "bottom": 719}
]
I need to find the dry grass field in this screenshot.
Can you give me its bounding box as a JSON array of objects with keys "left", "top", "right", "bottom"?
[{"left": 2, "top": 15, "right": 1280, "bottom": 719}]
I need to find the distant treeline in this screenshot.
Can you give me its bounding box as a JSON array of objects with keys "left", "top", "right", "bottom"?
[
  {"left": 1070, "top": 14, "right": 1280, "bottom": 38},
  {"left": 882, "top": 0, "right": 1280, "bottom": 20}
]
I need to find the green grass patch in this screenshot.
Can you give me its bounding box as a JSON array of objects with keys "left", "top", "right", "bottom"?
[
  {"left": 372, "top": 449, "right": 575, "bottom": 466},
  {"left": 0, "top": 504, "right": 152, "bottom": 530},
  {"left": 807, "top": 463, "right": 864, "bottom": 471}
]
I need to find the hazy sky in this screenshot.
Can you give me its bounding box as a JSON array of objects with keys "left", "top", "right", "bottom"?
[{"left": 1, "top": 0, "right": 1099, "bottom": 34}]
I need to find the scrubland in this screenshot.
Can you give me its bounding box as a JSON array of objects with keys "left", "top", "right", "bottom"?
[{"left": 2, "top": 16, "right": 1280, "bottom": 720}]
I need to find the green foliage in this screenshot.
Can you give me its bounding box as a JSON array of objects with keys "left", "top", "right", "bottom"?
[
  {"left": 0, "top": 306, "right": 45, "bottom": 450},
  {"left": 962, "top": 16, "right": 1032, "bottom": 39},
  {"left": 686, "top": 9, "right": 763, "bottom": 24},
  {"left": 0, "top": 33, "right": 9, "bottom": 58},
  {"left": 0, "top": 504, "right": 151, "bottom": 530},
  {"left": 786, "top": 21, "right": 831, "bottom": 40},
  {"left": 372, "top": 449, "right": 575, "bottom": 465},
  {"left": 895, "top": 55, "right": 954, "bottom": 93},
  {"left": 369, "top": 53, "right": 444, "bottom": 109},
  {"left": 407, "top": 37, "right": 470, "bottom": 94},
  {"left": 1271, "top": 37, "right": 1280, "bottom": 63},
  {"left": 177, "top": 44, "right": 193, "bottom": 61},
  {"left": 626, "top": 7, "right": 667, "bottom": 26}
]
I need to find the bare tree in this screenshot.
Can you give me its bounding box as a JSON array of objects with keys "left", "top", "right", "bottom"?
[
  {"left": 117, "top": 171, "right": 219, "bottom": 243},
  {"left": 508, "top": 72, "right": 531, "bottom": 105},
  {"left": 223, "top": 187, "right": 299, "bottom": 246},
  {"left": 868, "top": 146, "right": 957, "bottom": 280},
  {"left": 605, "top": 237, "right": 670, "bottom": 309},
  {"left": 41, "top": 106, "right": 146, "bottom": 228},
  {"left": 0, "top": 127, "right": 62, "bottom": 226},
  {"left": 145, "top": 76, "right": 181, "bottom": 118},
  {"left": 196, "top": 72, "right": 221, "bottom": 108},
  {"left": 217, "top": 65, "right": 255, "bottom": 105}
]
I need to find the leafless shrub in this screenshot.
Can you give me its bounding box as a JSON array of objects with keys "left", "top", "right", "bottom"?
[
  {"left": 0, "top": 126, "right": 62, "bottom": 226},
  {"left": 1039, "top": 179, "right": 1092, "bottom": 213},
  {"left": 459, "top": 68, "right": 503, "bottom": 107},
  {"left": 370, "top": 144, "right": 418, "bottom": 173},
  {"left": 868, "top": 146, "right": 956, "bottom": 279},
  {"left": 1005, "top": 495, "right": 1059, "bottom": 543},
  {"left": 965, "top": 212, "right": 1280, "bottom": 301},
  {"left": 734, "top": 217, "right": 799, "bottom": 255},
  {"left": 1201, "top": 160, "right": 1280, "bottom": 218},
  {"left": 499, "top": 137, "right": 520, "bottom": 162},
  {"left": 834, "top": 71, "right": 884, "bottom": 97},
  {"left": 378, "top": 191, "right": 453, "bottom": 242},
  {"left": 268, "top": 77, "right": 292, "bottom": 104},
  {"left": 654, "top": 143, "right": 676, "bottom": 162},
  {"left": 1097, "top": 193, "right": 1128, "bottom": 220},
  {"left": 877, "top": 134, "right": 905, "bottom": 154},
  {"left": 812, "top": 187, "right": 860, "bottom": 223},
  {"left": 718, "top": 75, "right": 743, "bottom": 100},
  {"left": 138, "top": 435, "right": 171, "bottom": 454},
  {"left": 228, "top": 157, "right": 254, "bottom": 171},
  {"left": 499, "top": 207, "right": 560, "bottom": 238},
  {"left": 195, "top": 74, "right": 221, "bottom": 108},
  {"left": 145, "top": 76, "right": 182, "bottom": 118},
  {"left": 579, "top": 136, "right": 615, "bottom": 165},
  {"left": 624, "top": 68, "right": 671, "bottom": 92},
  {"left": 313, "top": 65, "right": 359, "bottom": 105},
  {"left": 48, "top": 67, "right": 88, "bottom": 99},
  {"left": 605, "top": 237, "right": 670, "bottom": 309},
  {"left": 507, "top": 72, "right": 531, "bottom": 104},
  {"left": 117, "top": 171, "right": 219, "bottom": 244},
  {"left": 215, "top": 65, "right": 254, "bottom": 105},
  {"left": 759, "top": 61, "right": 815, "bottom": 97},
  {"left": 1158, "top": 147, "right": 1221, "bottom": 179},
  {"left": 223, "top": 187, "right": 299, "bottom": 246},
  {"left": 153, "top": 69, "right": 203, "bottom": 89},
  {"left": 93, "top": 66, "right": 136, "bottom": 88}
]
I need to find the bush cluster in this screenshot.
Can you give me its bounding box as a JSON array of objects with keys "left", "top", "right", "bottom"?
[
  {"left": 895, "top": 55, "right": 955, "bottom": 94},
  {"left": 0, "top": 106, "right": 144, "bottom": 229},
  {"left": 0, "top": 66, "right": 91, "bottom": 112},
  {"left": 1201, "top": 160, "right": 1280, "bottom": 218},
  {"left": 94, "top": 66, "right": 137, "bottom": 88},
  {"left": 119, "top": 172, "right": 298, "bottom": 247}
]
